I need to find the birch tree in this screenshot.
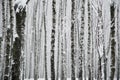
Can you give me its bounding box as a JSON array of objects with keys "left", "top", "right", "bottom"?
[
  {"left": 87, "top": 0, "right": 92, "bottom": 79},
  {"left": 97, "top": 0, "right": 104, "bottom": 80},
  {"left": 51, "top": 0, "right": 56, "bottom": 79},
  {"left": 12, "top": 5, "right": 25, "bottom": 80},
  {"left": 43, "top": 0, "right": 48, "bottom": 79},
  {"left": 78, "top": 0, "right": 85, "bottom": 79},
  {"left": 110, "top": 2, "right": 116, "bottom": 80},
  {"left": 0, "top": 0, "right": 120, "bottom": 80},
  {"left": 71, "top": 0, "right": 76, "bottom": 79},
  {"left": 117, "top": 1, "right": 120, "bottom": 79}
]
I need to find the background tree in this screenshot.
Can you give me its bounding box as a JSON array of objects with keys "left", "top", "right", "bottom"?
[
  {"left": 50, "top": 0, "right": 56, "bottom": 79},
  {"left": 110, "top": 2, "right": 116, "bottom": 80},
  {"left": 71, "top": 0, "right": 76, "bottom": 79}
]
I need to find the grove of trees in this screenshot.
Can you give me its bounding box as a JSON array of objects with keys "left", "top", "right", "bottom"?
[{"left": 0, "top": 0, "right": 120, "bottom": 80}]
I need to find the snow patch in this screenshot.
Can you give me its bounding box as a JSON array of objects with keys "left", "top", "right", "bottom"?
[
  {"left": 24, "top": 78, "right": 51, "bottom": 80},
  {"left": 98, "top": 44, "right": 104, "bottom": 58},
  {"left": 13, "top": 33, "right": 19, "bottom": 42},
  {"left": 14, "top": 0, "right": 27, "bottom": 12},
  {"left": 24, "top": 78, "right": 77, "bottom": 80},
  {"left": 7, "top": 25, "right": 10, "bottom": 29}
]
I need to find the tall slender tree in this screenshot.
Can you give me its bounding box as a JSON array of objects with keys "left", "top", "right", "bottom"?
[
  {"left": 117, "top": 3, "right": 120, "bottom": 80},
  {"left": 33, "top": 1, "right": 39, "bottom": 80},
  {"left": 87, "top": 0, "right": 92, "bottom": 79},
  {"left": 51, "top": 0, "right": 56, "bottom": 79},
  {"left": 71, "top": 0, "right": 76, "bottom": 80},
  {"left": 97, "top": 1, "right": 104, "bottom": 80},
  {"left": 12, "top": 3, "right": 26, "bottom": 80},
  {"left": 78, "top": 0, "right": 85, "bottom": 79},
  {"left": 2, "top": 0, "right": 9, "bottom": 80},
  {"left": 43, "top": 0, "right": 48, "bottom": 79},
  {"left": 110, "top": 2, "right": 116, "bottom": 80}
]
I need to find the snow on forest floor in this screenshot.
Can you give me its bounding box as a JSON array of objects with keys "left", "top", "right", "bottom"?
[
  {"left": 24, "top": 78, "right": 119, "bottom": 80},
  {"left": 24, "top": 78, "right": 97, "bottom": 80},
  {"left": 25, "top": 78, "right": 73, "bottom": 80}
]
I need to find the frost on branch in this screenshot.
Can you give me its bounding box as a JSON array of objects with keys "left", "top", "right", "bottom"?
[{"left": 14, "top": 0, "right": 28, "bottom": 12}]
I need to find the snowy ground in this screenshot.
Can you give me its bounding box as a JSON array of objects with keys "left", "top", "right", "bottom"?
[
  {"left": 24, "top": 78, "right": 95, "bottom": 80},
  {"left": 24, "top": 78, "right": 119, "bottom": 80},
  {"left": 25, "top": 78, "right": 73, "bottom": 80}
]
